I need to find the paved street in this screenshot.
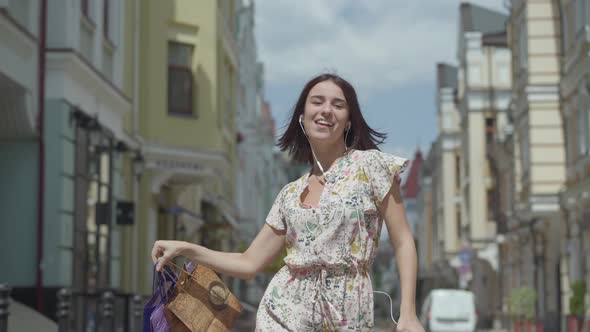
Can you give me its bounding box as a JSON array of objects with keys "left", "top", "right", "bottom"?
[{"left": 7, "top": 298, "right": 57, "bottom": 332}]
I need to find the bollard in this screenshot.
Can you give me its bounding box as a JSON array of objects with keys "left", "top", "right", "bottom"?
[
  {"left": 0, "top": 285, "right": 10, "bottom": 332},
  {"left": 132, "top": 295, "right": 143, "bottom": 332},
  {"left": 101, "top": 290, "right": 114, "bottom": 332},
  {"left": 56, "top": 288, "right": 72, "bottom": 332}
]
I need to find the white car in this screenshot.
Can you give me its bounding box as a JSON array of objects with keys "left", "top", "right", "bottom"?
[{"left": 419, "top": 289, "right": 477, "bottom": 332}]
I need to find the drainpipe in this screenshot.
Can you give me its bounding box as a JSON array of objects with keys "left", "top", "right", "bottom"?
[
  {"left": 529, "top": 218, "right": 542, "bottom": 323},
  {"left": 35, "top": 0, "right": 48, "bottom": 313},
  {"left": 132, "top": 0, "right": 141, "bottom": 293}
]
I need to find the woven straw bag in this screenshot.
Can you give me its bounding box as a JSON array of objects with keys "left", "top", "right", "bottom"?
[{"left": 163, "top": 263, "right": 242, "bottom": 331}]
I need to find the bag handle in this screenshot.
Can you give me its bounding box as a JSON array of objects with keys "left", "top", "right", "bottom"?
[
  {"left": 160, "top": 265, "right": 179, "bottom": 301},
  {"left": 151, "top": 262, "right": 178, "bottom": 300},
  {"left": 167, "top": 261, "right": 205, "bottom": 285}
]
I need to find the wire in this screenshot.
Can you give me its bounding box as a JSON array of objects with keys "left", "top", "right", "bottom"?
[{"left": 373, "top": 290, "right": 399, "bottom": 325}]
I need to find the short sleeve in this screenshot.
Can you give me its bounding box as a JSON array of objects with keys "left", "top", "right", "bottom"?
[
  {"left": 362, "top": 149, "right": 410, "bottom": 204},
  {"left": 265, "top": 186, "right": 288, "bottom": 231}
]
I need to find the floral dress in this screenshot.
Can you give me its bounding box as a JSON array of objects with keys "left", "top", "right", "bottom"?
[{"left": 255, "top": 149, "right": 409, "bottom": 332}]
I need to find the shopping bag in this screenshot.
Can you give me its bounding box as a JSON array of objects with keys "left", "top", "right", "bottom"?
[
  {"left": 143, "top": 264, "right": 177, "bottom": 332},
  {"left": 164, "top": 262, "right": 242, "bottom": 332}
]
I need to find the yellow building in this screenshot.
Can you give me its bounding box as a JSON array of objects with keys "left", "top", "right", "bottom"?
[
  {"left": 504, "top": 0, "right": 565, "bottom": 328},
  {"left": 120, "top": 0, "right": 240, "bottom": 295},
  {"left": 558, "top": 0, "right": 590, "bottom": 328},
  {"left": 456, "top": 3, "right": 511, "bottom": 325}
]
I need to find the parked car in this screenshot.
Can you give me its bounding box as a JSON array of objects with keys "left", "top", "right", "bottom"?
[{"left": 419, "top": 289, "right": 477, "bottom": 332}]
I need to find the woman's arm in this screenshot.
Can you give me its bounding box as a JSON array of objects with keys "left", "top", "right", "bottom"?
[
  {"left": 151, "top": 224, "right": 286, "bottom": 280},
  {"left": 379, "top": 175, "right": 424, "bottom": 332}
]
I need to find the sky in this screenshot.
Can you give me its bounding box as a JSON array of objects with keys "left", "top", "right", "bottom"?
[{"left": 254, "top": 0, "right": 508, "bottom": 159}]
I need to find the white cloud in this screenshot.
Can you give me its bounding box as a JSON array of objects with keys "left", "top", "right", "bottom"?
[{"left": 255, "top": 0, "right": 507, "bottom": 95}]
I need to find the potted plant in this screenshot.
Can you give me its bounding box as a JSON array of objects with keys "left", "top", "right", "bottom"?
[
  {"left": 509, "top": 287, "right": 524, "bottom": 332},
  {"left": 508, "top": 287, "right": 540, "bottom": 332},
  {"left": 518, "top": 287, "right": 539, "bottom": 332},
  {"left": 568, "top": 280, "right": 587, "bottom": 332}
]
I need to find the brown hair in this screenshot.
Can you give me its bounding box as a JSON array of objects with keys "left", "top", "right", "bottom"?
[{"left": 278, "top": 73, "right": 386, "bottom": 163}]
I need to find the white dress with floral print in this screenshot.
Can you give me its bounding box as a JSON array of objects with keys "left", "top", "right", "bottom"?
[{"left": 255, "top": 149, "right": 409, "bottom": 332}]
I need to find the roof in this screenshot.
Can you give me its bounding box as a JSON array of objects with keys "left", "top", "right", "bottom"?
[
  {"left": 437, "top": 63, "right": 458, "bottom": 89},
  {"left": 402, "top": 149, "right": 424, "bottom": 199},
  {"left": 460, "top": 2, "right": 507, "bottom": 35}
]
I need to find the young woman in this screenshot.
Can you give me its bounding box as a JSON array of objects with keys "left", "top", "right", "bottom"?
[{"left": 151, "top": 73, "right": 424, "bottom": 332}]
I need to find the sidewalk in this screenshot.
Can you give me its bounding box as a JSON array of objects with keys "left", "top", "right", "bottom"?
[{"left": 7, "top": 298, "right": 58, "bottom": 332}]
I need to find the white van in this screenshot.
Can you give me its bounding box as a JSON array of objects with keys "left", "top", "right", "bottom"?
[{"left": 419, "top": 289, "right": 477, "bottom": 332}]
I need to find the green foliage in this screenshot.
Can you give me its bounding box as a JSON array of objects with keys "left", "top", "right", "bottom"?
[
  {"left": 569, "top": 280, "right": 587, "bottom": 317},
  {"left": 508, "top": 287, "right": 537, "bottom": 322}
]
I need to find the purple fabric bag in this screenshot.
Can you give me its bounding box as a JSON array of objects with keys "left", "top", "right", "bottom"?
[{"left": 143, "top": 264, "right": 177, "bottom": 332}]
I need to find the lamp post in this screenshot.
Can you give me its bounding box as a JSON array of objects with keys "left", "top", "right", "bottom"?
[{"left": 132, "top": 152, "right": 145, "bottom": 182}]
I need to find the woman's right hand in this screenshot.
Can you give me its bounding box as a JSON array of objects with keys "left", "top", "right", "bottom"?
[{"left": 151, "top": 240, "right": 187, "bottom": 271}]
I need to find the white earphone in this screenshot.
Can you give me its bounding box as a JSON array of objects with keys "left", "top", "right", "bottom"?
[{"left": 299, "top": 115, "right": 307, "bottom": 135}]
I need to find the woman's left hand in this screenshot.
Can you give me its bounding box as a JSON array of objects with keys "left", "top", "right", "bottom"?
[{"left": 396, "top": 314, "right": 425, "bottom": 332}]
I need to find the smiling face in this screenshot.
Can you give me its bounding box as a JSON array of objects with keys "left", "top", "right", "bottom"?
[{"left": 301, "top": 80, "right": 351, "bottom": 148}]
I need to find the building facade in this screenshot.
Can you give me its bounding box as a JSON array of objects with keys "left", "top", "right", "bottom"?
[
  {"left": 557, "top": 0, "right": 590, "bottom": 329},
  {"left": 435, "top": 64, "right": 462, "bottom": 265},
  {"left": 505, "top": 0, "right": 566, "bottom": 329},
  {"left": 1, "top": 1, "right": 139, "bottom": 330},
  {"left": 130, "top": 0, "right": 242, "bottom": 296},
  {"left": 456, "top": 3, "right": 512, "bottom": 326},
  {"left": 0, "top": 1, "right": 253, "bottom": 330}
]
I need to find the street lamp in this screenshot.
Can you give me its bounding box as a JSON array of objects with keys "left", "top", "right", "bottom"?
[
  {"left": 132, "top": 152, "right": 145, "bottom": 181},
  {"left": 86, "top": 119, "right": 102, "bottom": 149}
]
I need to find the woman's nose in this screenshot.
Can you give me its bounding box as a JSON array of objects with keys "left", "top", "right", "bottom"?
[{"left": 320, "top": 104, "right": 333, "bottom": 116}]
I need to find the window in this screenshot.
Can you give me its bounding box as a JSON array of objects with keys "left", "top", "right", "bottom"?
[
  {"left": 81, "top": 0, "right": 89, "bottom": 17},
  {"left": 519, "top": 18, "right": 528, "bottom": 69},
  {"left": 562, "top": 2, "right": 571, "bottom": 53},
  {"left": 455, "top": 155, "right": 461, "bottom": 191},
  {"left": 564, "top": 105, "right": 572, "bottom": 164},
  {"left": 498, "top": 63, "right": 510, "bottom": 84},
  {"left": 485, "top": 117, "right": 496, "bottom": 131},
  {"left": 486, "top": 117, "right": 496, "bottom": 155},
  {"left": 168, "top": 41, "right": 195, "bottom": 116},
  {"left": 81, "top": 0, "right": 94, "bottom": 22},
  {"left": 456, "top": 209, "right": 461, "bottom": 239},
  {"left": 469, "top": 64, "right": 481, "bottom": 85},
  {"left": 576, "top": 108, "right": 590, "bottom": 157},
  {"left": 520, "top": 122, "right": 531, "bottom": 172},
  {"left": 499, "top": 175, "right": 506, "bottom": 212},
  {"left": 574, "top": 0, "right": 587, "bottom": 34},
  {"left": 103, "top": 0, "right": 110, "bottom": 38},
  {"left": 487, "top": 188, "right": 496, "bottom": 220}
]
